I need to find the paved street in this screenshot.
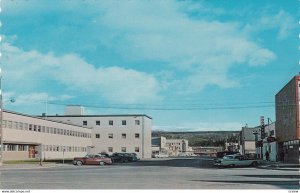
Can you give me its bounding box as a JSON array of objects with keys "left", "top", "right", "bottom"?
[{"left": 0, "top": 158, "right": 299, "bottom": 189}]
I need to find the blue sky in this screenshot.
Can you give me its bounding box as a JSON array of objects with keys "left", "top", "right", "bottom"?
[{"left": 1, "top": 0, "right": 299, "bottom": 131}]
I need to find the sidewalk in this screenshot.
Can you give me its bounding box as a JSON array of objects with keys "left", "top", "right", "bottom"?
[
  {"left": 0, "top": 163, "right": 71, "bottom": 170},
  {"left": 258, "top": 161, "right": 300, "bottom": 171}
]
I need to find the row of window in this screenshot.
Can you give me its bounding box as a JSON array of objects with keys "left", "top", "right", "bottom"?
[
  {"left": 42, "top": 145, "right": 87, "bottom": 152},
  {"left": 3, "top": 144, "right": 87, "bottom": 152},
  {"left": 95, "top": 133, "right": 140, "bottom": 139},
  {"left": 3, "top": 120, "right": 91, "bottom": 139},
  {"left": 83, "top": 120, "right": 141, "bottom": 126},
  {"left": 107, "top": 147, "right": 140, "bottom": 153}
]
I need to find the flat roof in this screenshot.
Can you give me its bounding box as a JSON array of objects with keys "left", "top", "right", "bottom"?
[
  {"left": 44, "top": 114, "right": 152, "bottom": 119},
  {"left": 4, "top": 109, "right": 92, "bottom": 129}
]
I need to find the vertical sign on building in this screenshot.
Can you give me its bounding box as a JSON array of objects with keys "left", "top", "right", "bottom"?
[{"left": 260, "top": 116, "right": 265, "bottom": 139}]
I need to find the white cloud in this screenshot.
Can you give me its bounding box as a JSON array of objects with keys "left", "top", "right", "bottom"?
[
  {"left": 2, "top": 43, "right": 162, "bottom": 104},
  {"left": 87, "top": 0, "right": 276, "bottom": 92},
  {"left": 2, "top": 0, "right": 277, "bottom": 94}
]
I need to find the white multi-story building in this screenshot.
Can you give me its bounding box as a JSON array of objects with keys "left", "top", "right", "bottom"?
[
  {"left": 47, "top": 113, "right": 152, "bottom": 158},
  {"left": 2, "top": 110, "right": 92, "bottom": 161}
]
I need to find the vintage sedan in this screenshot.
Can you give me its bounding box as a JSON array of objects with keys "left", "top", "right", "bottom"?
[
  {"left": 73, "top": 154, "right": 112, "bottom": 166},
  {"left": 214, "top": 154, "right": 261, "bottom": 168}
]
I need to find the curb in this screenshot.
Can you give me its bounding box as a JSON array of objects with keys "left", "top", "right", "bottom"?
[{"left": 0, "top": 164, "right": 72, "bottom": 171}]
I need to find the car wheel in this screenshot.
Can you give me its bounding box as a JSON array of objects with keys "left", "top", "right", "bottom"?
[
  {"left": 99, "top": 161, "right": 105, "bottom": 166},
  {"left": 251, "top": 161, "right": 258, "bottom": 167},
  {"left": 76, "top": 161, "right": 83, "bottom": 166}
]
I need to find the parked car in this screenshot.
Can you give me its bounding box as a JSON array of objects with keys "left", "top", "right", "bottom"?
[
  {"left": 110, "top": 153, "right": 133, "bottom": 163},
  {"left": 214, "top": 154, "right": 261, "bottom": 168},
  {"left": 126, "top": 153, "right": 140, "bottom": 161},
  {"left": 73, "top": 154, "right": 112, "bottom": 166},
  {"left": 152, "top": 153, "right": 169, "bottom": 158}
]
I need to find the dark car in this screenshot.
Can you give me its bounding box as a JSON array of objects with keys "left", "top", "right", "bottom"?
[
  {"left": 73, "top": 154, "right": 112, "bottom": 166},
  {"left": 125, "top": 153, "right": 139, "bottom": 161},
  {"left": 110, "top": 153, "right": 134, "bottom": 163}
]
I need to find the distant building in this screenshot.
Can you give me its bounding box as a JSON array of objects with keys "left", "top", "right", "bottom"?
[
  {"left": 275, "top": 75, "right": 300, "bottom": 164},
  {"left": 239, "top": 126, "right": 260, "bottom": 157},
  {"left": 151, "top": 137, "right": 193, "bottom": 156},
  {"left": 192, "top": 146, "right": 223, "bottom": 157},
  {"left": 225, "top": 142, "right": 239, "bottom": 152}
]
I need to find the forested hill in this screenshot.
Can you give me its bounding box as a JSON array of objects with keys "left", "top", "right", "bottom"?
[{"left": 152, "top": 130, "right": 240, "bottom": 147}]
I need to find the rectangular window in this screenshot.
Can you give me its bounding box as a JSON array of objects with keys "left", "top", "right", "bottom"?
[
  {"left": 109, "top": 120, "right": 113, "bottom": 125},
  {"left": 135, "top": 120, "right": 140, "bottom": 125},
  {"left": 18, "top": 145, "right": 28, "bottom": 151},
  {"left": 50, "top": 127, "right": 53, "bottom": 134},
  {"left": 122, "top": 120, "right": 126, "bottom": 125},
  {"left": 42, "top": 126, "right": 45, "bottom": 133},
  {"left": 121, "top": 147, "right": 126, "bottom": 152},
  {"left": 2, "top": 120, "right": 6, "bottom": 128},
  {"left": 46, "top": 127, "right": 49, "bottom": 133},
  {"left": 108, "top": 133, "right": 113, "bottom": 139},
  {"left": 108, "top": 147, "right": 113, "bottom": 152},
  {"left": 19, "top": 122, "right": 23, "bottom": 130},
  {"left": 13, "top": 122, "right": 18, "bottom": 129},
  {"left": 38, "top": 126, "right": 41, "bottom": 132},
  {"left": 83, "top": 121, "right": 87, "bottom": 126},
  {"left": 33, "top": 125, "right": 37, "bottom": 131},
  {"left": 63, "top": 129, "right": 66, "bottom": 135},
  {"left": 95, "top": 134, "right": 100, "bottom": 138},
  {"left": 135, "top": 147, "right": 140, "bottom": 153},
  {"left": 29, "top": 124, "right": 32, "bottom": 131},
  {"left": 96, "top": 121, "right": 100, "bottom": 126},
  {"left": 7, "top": 145, "right": 17, "bottom": 151},
  {"left": 122, "top": 133, "right": 126, "bottom": 139},
  {"left": 8, "top": 121, "right": 12, "bottom": 129},
  {"left": 24, "top": 123, "right": 28, "bottom": 130},
  {"left": 135, "top": 133, "right": 140, "bottom": 139}
]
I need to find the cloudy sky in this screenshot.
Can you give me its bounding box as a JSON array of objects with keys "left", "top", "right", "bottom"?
[{"left": 1, "top": 0, "right": 299, "bottom": 131}]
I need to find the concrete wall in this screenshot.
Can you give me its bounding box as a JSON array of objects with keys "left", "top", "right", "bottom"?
[{"left": 47, "top": 115, "right": 152, "bottom": 158}]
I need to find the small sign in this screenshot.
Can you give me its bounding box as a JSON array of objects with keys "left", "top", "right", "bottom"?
[{"left": 267, "top": 137, "right": 276, "bottom": 143}]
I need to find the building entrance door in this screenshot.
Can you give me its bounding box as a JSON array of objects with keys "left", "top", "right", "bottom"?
[{"left": 29, "top": 145, "right": 35, "bottom": 158}]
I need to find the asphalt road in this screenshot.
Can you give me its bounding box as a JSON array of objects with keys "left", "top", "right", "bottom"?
[{"left": 0, "top": 157, "right": 299, "bottom": 189}]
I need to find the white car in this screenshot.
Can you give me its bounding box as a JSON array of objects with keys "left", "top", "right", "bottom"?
[
  {"left": 152, "top": 154, "right": 169, "bottom": 158},
  {"left": 214, "top": 154, "right": 261, "bottom": 167}
]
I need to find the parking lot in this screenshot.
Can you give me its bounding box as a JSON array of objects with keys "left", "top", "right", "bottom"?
[{"left": 0, "top": 157, "right": 299, "bottom": 189}]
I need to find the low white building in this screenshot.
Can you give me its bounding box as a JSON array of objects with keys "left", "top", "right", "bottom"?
[{"left": 2, "top": 110, "right": 92, "bottom": 161}]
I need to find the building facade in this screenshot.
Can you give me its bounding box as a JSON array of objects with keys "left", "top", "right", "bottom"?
[
  {"left": 47, "top": 114, "right": 152, "bottom": 158},
  {"left": 262, "top": 122, "right": 277, "bottom": 162},
  {"left": 239, "top": 126, "right": 260, "bottom": 157},
  {"left": 275, "top": 75, "right": 300, "bottom": 164},
  {"left": 2, "top": 110, "right": 92, "bottom": 161},
  {"left": 151, "top": 136, "right": 194, "bottom": 157}
]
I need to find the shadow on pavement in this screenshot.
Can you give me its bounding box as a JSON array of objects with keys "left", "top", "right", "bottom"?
[
  {"left": 191, "top": 179, "right": 300, "bottom": 189},
  {"left": 113, "top": 157, "right": 216, "bottom": 169}
]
